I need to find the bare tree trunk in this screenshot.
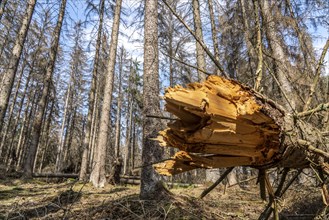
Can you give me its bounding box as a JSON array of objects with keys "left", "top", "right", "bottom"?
[
  {"left": 16, "top": 86, "right": 37, "bottom": 170},
  {"left": 89, "top": 87, "right": 100, "bottom": 171},
  {"left": 261, "top": 0, "right": 296, "bottom": 111},
  {"left": 114, "top": 47, "right": 124, "bottom": 158},
  {"left": 79, "top": 0, "right": 105, "bottom": 181},
  {"left": 6, "top": 72, "right": 32, "bottom": 168},
  {"left": 0, "top": 58, "right": 27, "bottom": 158},
  {"left": 207, "top": 0, "right": 220, "bottom": 76},
  {"left": 131, "top": 118, "right": 136, "bottom": 171},
  {"left": 124, "top": 96, "right": 133, "bottom": 175},
  {"left": 192, "top": 0, "right": 206, "bottom": 81},
  {"left": 140, "top": 0, "right": 166, "bottom": 200},
  {"left": 253, "top": 0, "right": 263, "bottom": 91},
  {"left": 63, "top": 108, "right": 76, "bottom": 164},
  {"left": 0, "top": 0, "right": 36, "bottom": 129},
  {"left": 56, "top": 83, "right": 71, "bottom": 172},
  {"left": 0, "top": 11, "right": 48, "bottom": 159},
  {"left": 239, "top": 0, "right": 256, "bottom": 77},
  {"left": 23, "top": 0, "right": 67, "bottom": 177},
  {"left": 3, "top": 61, "right": 27, "bottom": 165},
  {"left": 90, "top": 0, "right": 122, "bottom": 188},
  {"left": 33, "top": 115, "right": 48, "bottom": 171},
  {"left": 286, "top": 0, "right": 316, "bottom": 75},
  {"left": 38, "top": 99, "right": 54, "bottom": 173}
]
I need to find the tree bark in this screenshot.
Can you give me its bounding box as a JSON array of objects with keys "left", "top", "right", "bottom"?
[
  {"left": 0, "top": 57, "right": 27, "bottom": 158},
  {"left": 0, "top": 0, "right": 36, "bottom": 130},
  {"left": 1, "top": 12, "right": 48, "bottom": 160},
  {"left": 207, "top": 0, "right": 220, "bottom": 76},
  {"left": 261, "top": 0, "right": 296, "bottom": 111},
  {"left": 252, "top": 0, "right": 263, "bottom": 91},
  {"left": 140, "top": 0, "right": 167, "bottom": 200},
  {"left": 89, "top": 0, "right": 122, "bottom": 188},
  {"left": 124, "top": 94, "right": 133, "bottom": 175},
  {"left": 114, "top": 47, "right": 124, "bottom": 158},
  {"left": 56, "top": 82, "right": 71, "bottom": 172},
  {"left": 79, "top": 0, "right": 105, "bottom": 181},
  {"left": 239, "top": 0, "right": 256, "bottom": 76},
  {"left": 192, "top": 0, "right": 206, "bottom": 81},
  {"left": 38, "top": 99, "right": 54, "bottom": 173},
  {"left": 16, "top": 85, "right": 37, "bottom": 170},
  {"left": 23, "top": 0, "right": 67, "bottom": 177}
]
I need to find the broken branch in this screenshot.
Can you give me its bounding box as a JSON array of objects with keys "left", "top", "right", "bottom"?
[{"left": 199, "top": 167, "right": 234, "bottom": 199}]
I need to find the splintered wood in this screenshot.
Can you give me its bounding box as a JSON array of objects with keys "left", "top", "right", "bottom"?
[{"left": 154, "top": 75, "right": 283, "bottom": 176}]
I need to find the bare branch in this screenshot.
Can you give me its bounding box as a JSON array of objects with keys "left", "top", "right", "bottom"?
[
  {"left": 199, "top": 167, "right": 234, "bottom": 199},
  {"left": 162, "top": 0, "right": 228, "bottom": 78},
  {"left": 161, "top": 52, "right": 213, "bottom": 76},
  {"left": 298, "top": 139, "right": 329, "bottom": 159},
  {"left": 297, "top": 102, "right": 329, "bottom": 117},
  {"left": 303, "top": 38, "right": 329, "bottom": 111}
]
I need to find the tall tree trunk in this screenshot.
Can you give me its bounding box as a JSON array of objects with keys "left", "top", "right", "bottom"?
[
  {"left": 63, "top": 107, "right": 76, "bottom": 164},
  {"left": 114, "top": 47, "right": 124, "bottom": 158},
  {"left": 89, "top": 0, "right": 122, "bottom": 188},
  {"left": 131, "top": 118, "right": 136, "bottom": 171},
  {"left": 56, "top": 83, "right": 71, "bottom": 172},
  {"left": 79, "top": 0, "right": 105, "bottom": 181},
  {"left": 124, "top": 96, "right": 133, "bottom": 175},
  {"left": 0, "top": 0, "right": 36, "bottom": 130},
  {"left": 140, "top": 0, "right": 166, "bottom": 200},
  {"left": 253, "top": 0, "right": 263, "bottom": 91},
  {"left": 2, "top": 59, "right": 27, "bottom": 164},
  {"left": 0, "top": 12, "right": 47, "bottom": 158},
  {"left": 6, "top": 71, "right": 33, "bottom": 168},
  {"left": 239, "top": 0, "right": 256, "bottom": 77},
  {"left": 16, "top": 86, "right": 37, "bottom": 170},
  {"left": 38, "top": 99, "right": 54, "bottom": 173},
  {"left": 0, "top": 1, "right": 19, "bottom": 63},
  {"left": 192, "top": 0, "right": 206, "bottom": 81},
  {"left": 261, "top": 0, "right": 296, "bottom": 111},
  {"left": 0, "top": 58, "right": 27, "bottom": 158},
  {"left": 23, "top": 0, "right": 67, "bottom": 177},
  {"left": 89, "top": 87, "right": 100, "bottom": 171},
  {"left": 207, "top": 0, "right": 220, "bottom": 76},
  {"left": 286, "top": 0, "right": 316, "bottom": 75}
]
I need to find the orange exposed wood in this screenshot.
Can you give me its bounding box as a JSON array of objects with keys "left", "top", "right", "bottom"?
[{"left": 154, "top": 75, "right": 282, "bottom": 176}]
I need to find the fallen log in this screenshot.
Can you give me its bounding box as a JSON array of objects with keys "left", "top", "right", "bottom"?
[
  {"left": 154, "top": 75, "right": 328, "bottom": 175},
  {"left": 31, "top": 173, "right": 201, "bottom": 187},
  {"left": 32, "top": 173, "right": 79, "bottom": 178}
]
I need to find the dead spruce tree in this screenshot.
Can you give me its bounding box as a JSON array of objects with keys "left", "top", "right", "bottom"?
[
  {"left": 23, "top": 0, "right": 67, "bottom": 177},
  {"left": 0, "top": 0, "right": 36, "bottom": 131},
  {"left": 89, "top": 0, "right": 122, "bottom": 188}
]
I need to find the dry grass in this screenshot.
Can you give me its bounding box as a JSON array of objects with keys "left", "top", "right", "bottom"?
[{"left": 0, "top": 177, "right": 326, "bottom": 219}]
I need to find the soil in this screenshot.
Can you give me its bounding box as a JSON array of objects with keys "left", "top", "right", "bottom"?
[{"left": 0, "top": 177, "right": 326, "bottom": 219}]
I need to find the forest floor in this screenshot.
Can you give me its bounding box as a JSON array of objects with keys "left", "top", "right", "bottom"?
[{"left": 0, "top": 176, "right": 326, "bottom": 220}]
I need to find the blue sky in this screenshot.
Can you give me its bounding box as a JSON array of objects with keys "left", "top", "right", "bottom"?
[{"left": 65, "top": 0, "right": 328, "bottom": 75}]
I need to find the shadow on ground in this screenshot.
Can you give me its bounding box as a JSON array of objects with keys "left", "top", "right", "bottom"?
[
  {"left": 279, "top": 187, "right": 324, "bottom": 220},
  {"left": 65, "top": 191, "right": 212, "bottom": 220},
  {"left": 6, "top": 189, "right": 81, "bottom": 219}
]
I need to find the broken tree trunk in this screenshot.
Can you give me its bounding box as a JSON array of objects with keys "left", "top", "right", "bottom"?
[{"left": 154, "top": 75, "right": 328, "bottom": 176}]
